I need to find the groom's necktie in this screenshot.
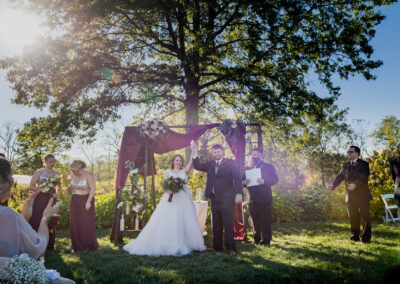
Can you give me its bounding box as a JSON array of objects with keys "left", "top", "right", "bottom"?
[{"left": 215, "top": 161, "right": 220, "bottom": 175}]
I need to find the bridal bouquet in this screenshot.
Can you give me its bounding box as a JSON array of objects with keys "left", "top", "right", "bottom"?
[
  {"left": 1, "top": 253, "right": 47, "bottom": 284},
  {"left": 39, "top": 175, "right": 61, "bottom": 195},
  {"left": 162, "top": 176, "right": 186, "bottom": 202}
]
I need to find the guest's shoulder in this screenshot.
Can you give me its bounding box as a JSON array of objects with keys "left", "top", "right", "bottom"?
[
  {"left": 260, "top": 161, "right": 274, "bottom": 168},
  {"left": 224, "top": 158, "right": 236, "bottom": 165},
  {"left": 358, "top": 159, "right": 369, "bottom": 165},
  {"left": 0, "top": 206, "right": 20, "bottom": 219}
]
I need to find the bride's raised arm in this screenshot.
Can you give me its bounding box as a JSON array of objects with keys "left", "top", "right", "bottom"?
[{"left": 184, "top": 153, "right": 194, "bottom": 174}]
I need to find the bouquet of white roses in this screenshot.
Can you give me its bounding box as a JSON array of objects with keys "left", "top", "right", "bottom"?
[
  {"left": 39, "top": 175, "right": 61, "bottom": 195},
  {"left": 1, "top": 253, "right": 47, "bottom": 284}
]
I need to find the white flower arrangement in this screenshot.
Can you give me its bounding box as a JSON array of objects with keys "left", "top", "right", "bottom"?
[
  {"left": 40, "top": 175, "right": 61, "bottom": 195},
  {"left": 138, "top": 120, "right": 168, "bottom": 141},
  {"left": 1, "top": 254, "right": 47, "bottom": 284}
]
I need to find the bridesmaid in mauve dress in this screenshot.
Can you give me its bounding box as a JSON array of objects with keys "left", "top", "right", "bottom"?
[
  {"left": 28, "top": 153, "right": 60, "bottom": 250},
  {"left": 64, "top": 159, "right": 99, "bottom": 251}
]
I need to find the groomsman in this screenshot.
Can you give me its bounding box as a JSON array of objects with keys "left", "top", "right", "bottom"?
[
  {"left": 327, "top": 146, "right": 372, "bottom": 243},
  {"left": 390, "top": 142, "right": 400, "bottom": 208},
  {"left": 243, "top": 149, "right": 278, "bottom": 246}
]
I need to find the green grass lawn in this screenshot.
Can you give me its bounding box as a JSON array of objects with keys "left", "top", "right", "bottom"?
[{"left": 44, "top": 221, "right": 400, "bottom": 284}]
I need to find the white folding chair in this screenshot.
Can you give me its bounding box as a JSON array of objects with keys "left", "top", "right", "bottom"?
[{"left": 381, "top": 194, "right": 400, "bottom": 223}]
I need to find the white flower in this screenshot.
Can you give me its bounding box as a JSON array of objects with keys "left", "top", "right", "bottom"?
[
  {"left": 133, "top": 204, "right": 142, "bottom": 212},
  {"left": 42, "top": 187, "right": 50, "bottom": 193},
  {"left": 231, "top": 122, "right": 237, "bottom": 128},
  {"left": 117, "top": 202, "right": 123, "bottom": 209},
  {"left": 245, "top": 132, "right": 254, "bottom": 140},
  {"left": 49, "top": 183, "right": 54, "bottom": 187},
  {"left": 132, "top": 168, "right": 138, "bottom": 173}
]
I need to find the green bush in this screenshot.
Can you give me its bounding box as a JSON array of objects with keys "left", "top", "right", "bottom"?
[
  {"left": 94, "top": 192, "right": 117, "bottom": 229},
  {"left": 367, "top": 149, "right": 397, "bottom": 219},
  {"left": 271, "top": 185, "right": 347, "bottom": 223}
]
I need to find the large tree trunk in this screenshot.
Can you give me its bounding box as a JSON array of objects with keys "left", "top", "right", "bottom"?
[{"left": 184, "top": 88, "right": 200, "bottom": 160}]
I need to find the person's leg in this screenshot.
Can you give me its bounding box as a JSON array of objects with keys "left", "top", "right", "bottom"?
[
  {"left": 260, "top": 203, "right": 272, "bottom": 245},
  {"left": 346, "top": 201, "right": 360, "bottom": 241},
  {"left": 221, "top": 201, "right": 235, "bottom": 251},
  {"left": 249, "top": 203, "right": 261, "bottom": 244},
  {"left": 359, "top": 200, "right": 371, "bottom": 243},
  {"left": 211, "top": 199, "right": 223, "bottom": 251}
]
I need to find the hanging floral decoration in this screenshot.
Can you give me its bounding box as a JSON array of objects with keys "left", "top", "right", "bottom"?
[
  {"left": 138, "top": 120, "right": 169, "bottom": 141},
  {"left": 217, "top": 119, "right": 246, "bottom": 144},
  {"left": 121, "top": 160, "right": 145, "bottom": 215}
]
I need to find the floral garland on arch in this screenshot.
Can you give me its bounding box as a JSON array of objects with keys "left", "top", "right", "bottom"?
[
  {"left": 138, "top": 120, "right": 169, "bottom": 141},
  {"left": 217, "top": 119, "right": 246, "bottom": 144}
]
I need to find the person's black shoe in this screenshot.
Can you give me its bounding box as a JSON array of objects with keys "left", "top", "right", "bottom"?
[
  {"left": 361, "top": 238, "right": 371, "bottom": 244},
  {"left": 260, "top": 241, "right": 271, "bottom": 247},
  {"left": 349, "top": 235, "right": 360, "bottom": 241}
]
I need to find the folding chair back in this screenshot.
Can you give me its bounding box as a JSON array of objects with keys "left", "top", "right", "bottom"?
[{"left": 381, "top": 194, "right": 400, "bottom": 223}]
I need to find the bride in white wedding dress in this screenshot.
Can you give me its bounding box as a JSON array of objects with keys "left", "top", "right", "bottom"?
[{"left": 123, "top": 154, "right": 206, "bottom": 256}]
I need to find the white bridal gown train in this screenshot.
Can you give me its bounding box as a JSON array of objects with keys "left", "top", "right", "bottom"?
[{"left": 123, "top": 169, "right": 206, "bottom": 256}]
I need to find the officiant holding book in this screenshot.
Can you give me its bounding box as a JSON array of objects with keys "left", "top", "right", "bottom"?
[{"left": 243, "top": 148, "right": 279, "bottom": 246}]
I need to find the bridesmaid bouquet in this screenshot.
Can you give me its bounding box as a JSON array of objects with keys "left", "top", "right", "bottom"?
[
  {"left": 40, "top": 175, "right": 61, "bottom": 195},
  {"left": 162, "top": 176, "right": 186, "bottom": 202}
]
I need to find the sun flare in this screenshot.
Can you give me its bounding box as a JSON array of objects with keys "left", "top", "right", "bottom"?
[{"left": 0, "top": 6, "right": 45, "bottom": 53}]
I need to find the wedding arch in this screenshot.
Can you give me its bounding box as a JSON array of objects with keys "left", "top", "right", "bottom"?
[{"left": 110, "top": 121, "right": 263, "bottom": 243}]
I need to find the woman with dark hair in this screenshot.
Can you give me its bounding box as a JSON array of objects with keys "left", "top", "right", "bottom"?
[
  {"left": 28, "top": 154, "right": 60, "bottom": 250},
  {"left": 64, "top": 159, "right": 99, "bottom": 251},
  {"left": 0, "top": 155, "right": 13, "bottom": 206},
  {"left": 123, "top": 153, "right": 205, "bottom": 256}
]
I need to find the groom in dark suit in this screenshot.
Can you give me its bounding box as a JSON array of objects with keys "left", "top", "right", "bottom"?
[
  {"left": 191, "top": 143, "right": 243, "bottom": 256},
  {"left": 328, "top": 146, "right": 372, "bottom": 243},
  {"left": 390, "top": 142, "right": 400, "bottom": 207}
]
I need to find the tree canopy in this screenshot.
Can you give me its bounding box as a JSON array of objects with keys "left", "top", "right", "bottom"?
[{"left": 1, "top": 0, "right": 395, "bottom": 152}]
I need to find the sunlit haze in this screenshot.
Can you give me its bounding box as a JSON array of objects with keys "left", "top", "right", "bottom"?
[{"left": 0, "top": 4, "right": 45, "bottom": 53}]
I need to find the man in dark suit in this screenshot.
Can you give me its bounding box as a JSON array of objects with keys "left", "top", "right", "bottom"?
[
  {"left": 243, "top": 148, "right": 278, "bottom": 246},
  {"left": 327, "top": 146, "right": 372, "bottom": 243},
  {"left": 390, "top": 142, "right": 400, "bottom": 207},
  {"left": 191, "top": 143, "right": 243, "bottom": 256}
]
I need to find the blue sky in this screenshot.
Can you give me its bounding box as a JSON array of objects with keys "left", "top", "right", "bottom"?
[{"left": 0, "top": 2, "right": 399, "bottom": 155}]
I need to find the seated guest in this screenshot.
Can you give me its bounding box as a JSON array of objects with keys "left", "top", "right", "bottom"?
[
  {"left": 0, "top": 159, "right": 74, "bottom": 283},
  {"left": 0, "top": 153, "right": 14, "bottom": 206}
]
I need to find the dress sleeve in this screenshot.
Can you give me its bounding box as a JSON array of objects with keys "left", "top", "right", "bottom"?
[{"left": 17, "top": 211, "right": 47, "bottom": 259}]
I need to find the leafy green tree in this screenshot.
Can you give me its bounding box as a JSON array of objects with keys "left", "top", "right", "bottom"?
[
  {"left": 1, "top": 0, "right": 394, "bottom": 153},
  {"left": 298, "top": 106, "right": 351, "bottom": 186},
  {"left": 370, "top": 115, "right": 400, "bottom": 148}
]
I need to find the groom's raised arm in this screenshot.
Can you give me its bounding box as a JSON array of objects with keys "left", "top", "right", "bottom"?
[
  {"left": 193, "top": 157, "right": 208, "bottom": 172},
  {"left": 191, "top": 141, "right": 208, "bottom": 172}
]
